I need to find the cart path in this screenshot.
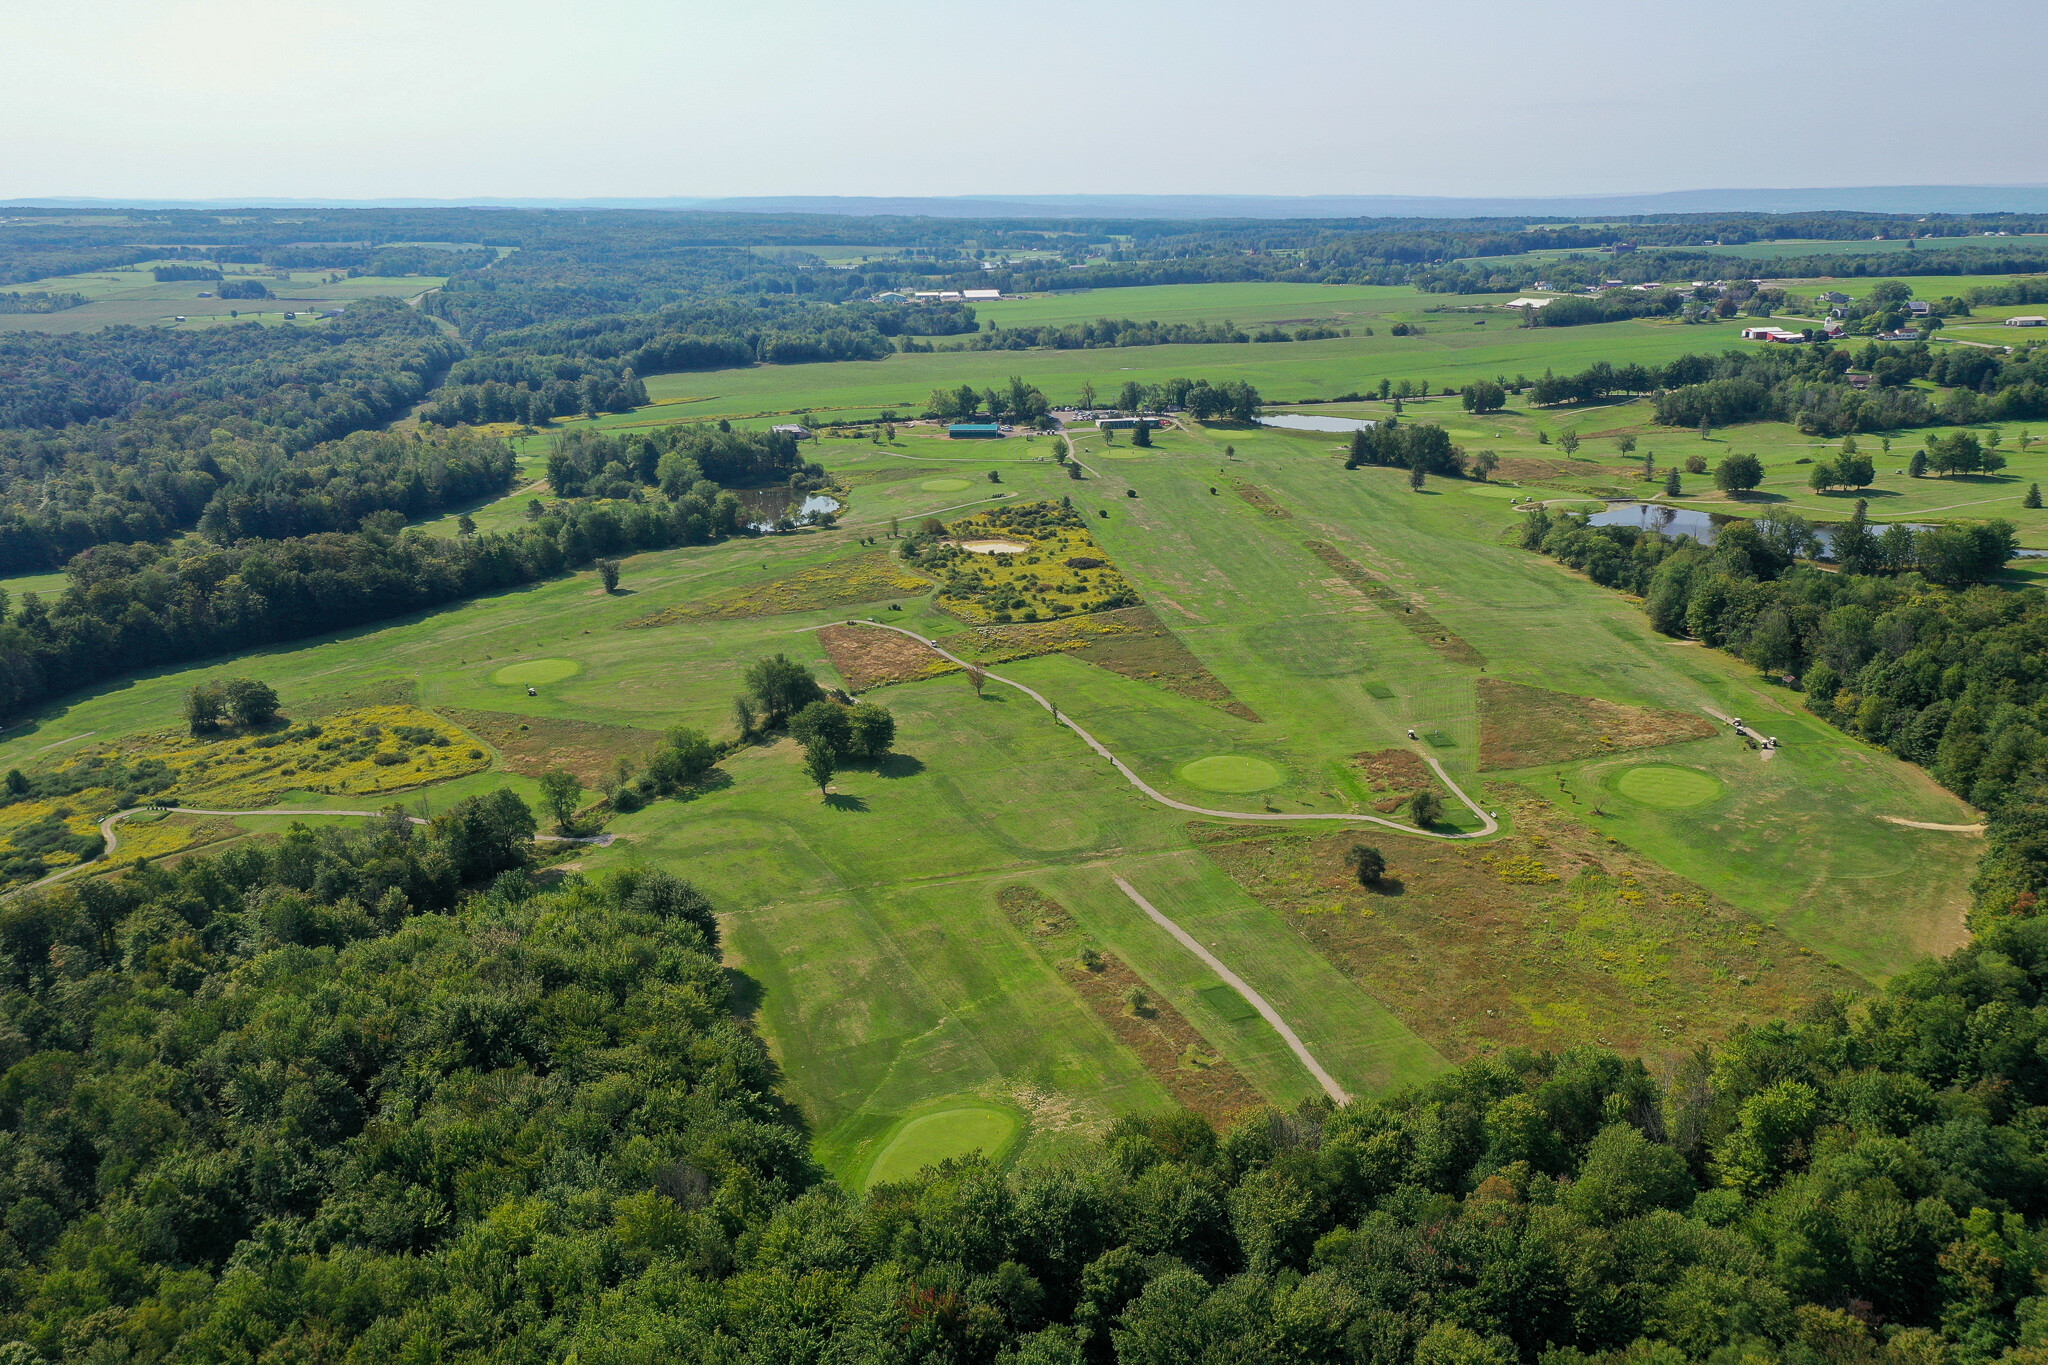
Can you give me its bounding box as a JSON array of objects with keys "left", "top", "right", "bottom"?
[
  {"left": 12, "top": 805, "right": 614, "bottom": 897},
  {"left": 1113, "top": 875, "right": 1349, "bottom": 1103},
  {"left": 827, "top": 620, "right": 1497, "bottom": 839},
  {"left": 1880, "top": 816, "right": 1987, "bottom": 834}
]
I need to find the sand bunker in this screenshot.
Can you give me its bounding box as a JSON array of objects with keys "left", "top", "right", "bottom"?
[{"left": 956, "top": 538, "right": 1031, "bottom": 555}]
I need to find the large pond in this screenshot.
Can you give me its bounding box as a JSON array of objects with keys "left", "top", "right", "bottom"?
[
  {"left": 1256, "top": 413, "right": 1379, "bottom": 433},
  {"left": 1586, "top": 501, "right": 2047, "bottom": 559},
  {"left": 734, "top": 489, "right": 840, "bottom": 531}
]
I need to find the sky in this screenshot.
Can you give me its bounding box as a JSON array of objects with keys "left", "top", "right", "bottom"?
[{"left": 7, "top": 0, "right": 2045, "bottom": 202}]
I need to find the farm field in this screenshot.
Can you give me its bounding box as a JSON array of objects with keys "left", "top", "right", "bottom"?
[
  {"left": 0, "top": 259, "right": 446, "bottom": 332},
  {"left": 0, "top": 380, "right": 1987, "bottom": 1183},
  {"left": 626, "top": 312, "right": 1748, "bottom": 425}
]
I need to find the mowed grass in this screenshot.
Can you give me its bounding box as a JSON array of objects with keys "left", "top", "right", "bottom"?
[{"left": 860, "top": 1104, "right": 1024, "bottom": 1189}]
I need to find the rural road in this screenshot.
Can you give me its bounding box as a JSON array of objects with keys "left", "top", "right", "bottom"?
[
  {"left": 1113, "top": 875, "right": 1349, "bottom": 1103},
  {"left": 12, "top": 804, "right": 616, "bottom": 897},
  {"left": 836, "top": 620, "right": 1498, "bottom": 839}
]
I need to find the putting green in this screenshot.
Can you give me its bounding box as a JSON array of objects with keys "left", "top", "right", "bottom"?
[
  {"left": 865, "top": 1105, "right": 1021, "bottom": 1188},
  {"left": 491, "top": 658, "right": 583, "bottom": 687},
  {"left": 1616, "top": 765, "right": 1725, "bottom": 809},
  {"left": 1465, "top": 484, "right": 1528, "bottom": 499},
  {"left": 1178, "top": 755, "right": 1284, "bottom": 793},
  {"left": 920, "top": 477, "right": 972, "bottom": 492}
]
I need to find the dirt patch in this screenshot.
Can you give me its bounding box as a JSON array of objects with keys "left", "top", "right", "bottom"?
[
  {"left": 963, "top": 605, "right": 1260, "bottom": 720},
  {"left": 625, "top": 550, "right": 931, "bottom": 626},
  {"left": 439, "top": 708, "right": 663, "bottom": 785},
  {"left": 818, "top": 625, "right": 959, "bottom": 691},
  {"left": 1194, "top": 791, "right": 1861, "bottom": 1069},
  {"left": 1476, "top": 677, "right": 1718, "bottom": 771},
  {"left": 999, "top": 886, "right": 1261, "bottom": 1122},
  {"left": 1231, "top": 480, "right": 1291, "bottom": 518},
  {"left": 1303, "top": 540, "right": 1487, "bottom": 668}
]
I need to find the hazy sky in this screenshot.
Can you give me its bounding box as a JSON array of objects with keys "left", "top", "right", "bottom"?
[{"left": 8, "top": 0, "right": 2044, "bottom": 201}]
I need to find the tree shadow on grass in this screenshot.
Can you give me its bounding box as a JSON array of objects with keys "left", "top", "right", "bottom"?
[
  {"left": 725, "top": 968, "right": 766, "bottom": 1022},
  {"left": 875, "top": 753, "right": 925, "bottom": 779},
  {"left": 668, "top": 770, "right": 735, "bottom": 804},
  {"left": 825, "top": 792, "right": 870, "bottom": 812},
  {"left": 1368, "top": 877, "right": 1407, "bottom": 897}
]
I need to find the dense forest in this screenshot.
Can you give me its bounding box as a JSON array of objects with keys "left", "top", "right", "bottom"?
[
  {"left": 0, "top": 299, "right": 464, "bottom": 569},
  {"left": 7, "top": 799, "right": 2048, "bottom": 1361}
]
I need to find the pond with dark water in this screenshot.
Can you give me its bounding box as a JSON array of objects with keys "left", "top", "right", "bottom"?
[{"left": 734, "top": 489, "right": 841, "bottom": 531}]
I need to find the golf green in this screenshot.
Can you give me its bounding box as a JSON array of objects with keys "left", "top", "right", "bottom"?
[
  {"left": 1178, "top": 755, "right": 1284, "bottom": 793},
  {"left": 1464, "top": 484, "right": 1528, "bottom": 499},
  {"left": 1616, "top": 765, "right": 1725, "bottom": 808},
  {"left": 865, "top": 1105, "right": 1021, "bottom": 1188},
  {"left": 920, "top": 477, "right": 972, "bottom": 492},
  {"left": 490, "top": 658, "right": 583, "bottom": 687}
]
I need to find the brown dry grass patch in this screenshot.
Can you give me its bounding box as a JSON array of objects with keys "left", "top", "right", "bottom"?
[
  {"left": 964, "top": 605, "right": 1260, "bottom": 720},
  {"left": 999, "top": 886, "right": 1260, "bottom": 1122},
  {"left": 1477, "top": 677, "right": 1716, "bottom": 771},
  {"left": 1303, "top": 540, "right": 1487, "bottom": 668},
  {"left": 1353, "top": 748, "right": 1440, "bottom": 810},
  {"left": 1488, "top": 456, "right": 1611, "bottom": 483},
  {"left": 1194, "top": 792, "right": 1861, "bottom": 1069},
  {"left": 439, "top": 708, "right": 662, "bottom": 786},
  {"left": 818, "top": 625, "right": 958, "bottom": 690},
  {"left": 1230, "top": 480, "right": 1291, "bottom": 518},
  {"left": 625, "top": 550, "right": 931, "bottom": 626}
]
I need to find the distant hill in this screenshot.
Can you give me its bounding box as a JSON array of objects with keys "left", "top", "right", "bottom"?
[{"left": 10, "top": 186, "right": 2048, "bottom": 219}]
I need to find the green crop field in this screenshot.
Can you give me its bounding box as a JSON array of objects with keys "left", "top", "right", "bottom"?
[{"left": 4, "top": 361, "right": 1992, "bottom": 1183}]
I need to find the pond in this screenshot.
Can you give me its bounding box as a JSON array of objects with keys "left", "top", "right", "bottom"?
[
  {"left": 1256, "top": 413, "right": 1379, "bottom": 434},
  {"left": 734, "top": 489, "right": 840, "bottom": 531},
  {"left": 1586, "top": 502, "right": 2048, "bottom": 559}
]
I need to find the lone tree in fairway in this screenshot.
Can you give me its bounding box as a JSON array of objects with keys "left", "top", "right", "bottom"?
[
  {"left": 596, "top": 559, "right": 621, "bottom": 593},
  {"left": 1714, "top": 453, "right": 1764, "bottom": 495},
  {"left": 743, "top": 655, "right": 824, "bottom": 724},
  {"left": 965, "top": 663, "right": 988, "bottom": 698},
  {"left": 538, "top": 769, "right": 581, "bottom": 832},
  {"left": 1665, "top": 469, "right": 1682, "bottom": 497},
  {"left": 2027, "top": 483, "right": 2042, "bottom": 509},
  {"left": 1408, "top": 465, "right": 1425, "bottom": 492},
  {"left": 802, "top": 740, "right": 835, "bottom": 798},
  {"left": 1131, "top": 422, "right": 1151, "bottom": 448},
  {"left": 1559, "top": 430, "right": 1581, "bottom": 456},
  {"left": 1409, "top": 790, "right": 1444, "bottom": 828},
  {"left": 1345, "top": 844, "right": 1387, "bottom": 886}
]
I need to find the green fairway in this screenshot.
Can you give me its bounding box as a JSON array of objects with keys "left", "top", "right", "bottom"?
[
  {"left": 490, "top": 658, "right": 583, "bottom": 686},
  {"left": 1616, "top": 764, "right": 1726, "bottom": 808},
  {"left": 920, "top": 477, "right": 972, "bottom": 491},
  {"left": 862, "top": 1104, "right": 1024, "bottom": 1188},
  {"left": 1177, "top": 755, "right": 1284, "bottom": 793},
  {"left": 1198, "top": 984, "right": 1259, "bottom": 1023}
]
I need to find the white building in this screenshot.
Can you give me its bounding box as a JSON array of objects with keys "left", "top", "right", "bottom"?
[
  {"left": 963, "top": 289, "right": 1001, "bottom": 301},
  {"left": 2005, "top": 316, "right": 2047, "bottom": 327}
]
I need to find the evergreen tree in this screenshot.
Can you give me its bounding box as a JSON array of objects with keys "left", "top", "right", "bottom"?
[{"left": 2027, "top": 483, "right": 2043, "bottom": 509}]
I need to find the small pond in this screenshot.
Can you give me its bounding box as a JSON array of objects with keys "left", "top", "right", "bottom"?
[
  {"left": 1256, "top": 413, "right": 1379, "bottom": 434},
  {"left": 1586, "top": 502, "right": 2047, "bottom": 559},
  {"left": 734, "top": 489, "right": 840, "bottom": 531}
]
